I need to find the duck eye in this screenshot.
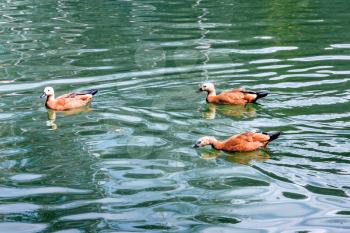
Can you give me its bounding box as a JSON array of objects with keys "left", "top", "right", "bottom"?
[{"left": 203, "top": 85, "right": 207, "bottom": 88}]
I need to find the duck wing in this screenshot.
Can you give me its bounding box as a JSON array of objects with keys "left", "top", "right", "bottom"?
[
  {"left": 57, "top": 89, "right": 98, "bottom": 99},
  {"left": 57, "top": 92, "right": 77, "bottom": 99},
  {"left": 223, "top": 132, "right": 264, "bottom": 152},
  {"left": 215, "top": 91, "right": 247, "bottom": 104},
  {"left": 222, "top": 88, "right": 244, "bottom": 93},
  {"left": 252, "top": 132, "right": 270, "bottom": 142},
  {"left": 54, "top": 92, "right": 93, "bottom": 110}
]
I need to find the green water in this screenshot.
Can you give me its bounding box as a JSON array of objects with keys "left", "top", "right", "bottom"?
[{"left": 0, "top": 0, "right": 350, "bottom": 232}]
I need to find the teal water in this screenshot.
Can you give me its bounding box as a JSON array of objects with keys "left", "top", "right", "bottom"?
[{"left": 0, "top": 0, "right": 350, "bottom": 232}]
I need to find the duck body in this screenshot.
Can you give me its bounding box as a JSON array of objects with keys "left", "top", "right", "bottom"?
[
  {"left": 199, "top": 83, "right": 268, "bottom": 105},
  {"left": 194, "top": 131, "right": 280, "bottom": 152},
  {"left": 207, "top": 89, "right": 267, "bottom": 105},
  {"left": 41, "top": 87, "right": 98, "bottom": 111}
]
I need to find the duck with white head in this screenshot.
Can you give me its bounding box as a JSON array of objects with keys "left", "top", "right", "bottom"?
[
  {"left": 40, "top": 86, "right": 98, "bottom": 111},
  {"left": 198, "top": 82, "right": 268, "bottom": 105},
  {"left": 193, "top": 132, "right": 281, "bottom": 152}
]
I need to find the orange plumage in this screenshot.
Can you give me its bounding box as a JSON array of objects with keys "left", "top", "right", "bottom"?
[
  {"left": 198, "top": 82, "right": 268, "bottom": 105},
  {"left": 193, "top": 132, "right": 280, "bottom": 152},
  {"left": 40, "top": 87, "right": 98, "bottom": 111}
]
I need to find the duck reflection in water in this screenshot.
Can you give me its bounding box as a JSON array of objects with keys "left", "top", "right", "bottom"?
[
  {"left": 200, "top": 149, "right": 269, "bottom": 165},
  {"left": 202, "top": 103, "right": 256, "bottom": 119},
  {"left": 46, "top": 107, "right": 91, "bottom": 130}
]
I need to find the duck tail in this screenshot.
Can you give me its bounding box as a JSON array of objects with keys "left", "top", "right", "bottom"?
[
  {"left": 263, "top": 131, "right": 281, "bottom": 142},
  {"left": 79, "top": 89, "right": 98, "bottom": 95},
  {"left": 241, "top": 90, "right": 269, "bottom": 102},
  {"left": 255, "top": 91, "right": 269, "bottom": 101}
]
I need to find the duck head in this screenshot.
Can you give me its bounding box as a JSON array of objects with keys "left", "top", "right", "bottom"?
[
  {"left": 40, "top": 87, "right": 55, "bottom": 98},
  {"left": 193, "top": 136, "right": 216, "bottom": 148},
  {"left": 198, "top": 82, "right": 215, "bottom": 95}
]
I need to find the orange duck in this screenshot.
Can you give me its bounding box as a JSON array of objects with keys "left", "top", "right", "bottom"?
[
  {"left": 193, "top": 131, "right": 280, "bottom": 152},
  {"left": 40, "top": 87, "right": 98, "bottom": 111},
  {"left": 198, "top": 82, "right": 268, "bottom": 105}
]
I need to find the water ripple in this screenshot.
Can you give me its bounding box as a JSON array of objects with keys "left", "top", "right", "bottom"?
[
  {"left": 0, "top": 186, "right": 90, "bottom": 198},
  {"left": 1, "top": 0, "right": 350, "bottom": 232},
  {"left": 0, "top": 223, "right": 47, "bottom": 233}
]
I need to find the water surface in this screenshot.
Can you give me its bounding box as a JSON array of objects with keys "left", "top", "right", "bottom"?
[{"left": 0, "top": 0, "right": 350, "bottom": 232}]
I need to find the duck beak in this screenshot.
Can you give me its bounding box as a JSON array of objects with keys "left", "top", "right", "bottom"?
[
  {"left": 192, "top": 144, "right": 199, "bottom": 148},
  {"left": 197, "top": 87, "right": 203, "bottom": 93},
  {"left": 40, "top": 93, "right": 47, "bottom": 98}
]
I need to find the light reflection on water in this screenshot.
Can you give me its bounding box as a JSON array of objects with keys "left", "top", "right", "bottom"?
[{"left": 0, "top": 0, "right": 350, "bottom": 232}]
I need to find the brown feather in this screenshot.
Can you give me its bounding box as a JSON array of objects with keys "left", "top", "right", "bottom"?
[
  {"left": 46, "top": 94, "right": 93, "bottom": 111},
  {"left": 207, "top": 90, "right": 258, "bottom": 105},
  {"left": 220, "top": 132, "right": 271, "bottom": 152}
]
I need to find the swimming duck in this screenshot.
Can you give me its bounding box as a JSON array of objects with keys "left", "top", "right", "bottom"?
[
  {"left": 198, "top": 82, "right": 268, "bottom": 105},
  {"left": 40, "top": 87, "right": 98, "bottom": 111},
  {"left": 193, "top": 131, "right": 280, "bottom": 152}
]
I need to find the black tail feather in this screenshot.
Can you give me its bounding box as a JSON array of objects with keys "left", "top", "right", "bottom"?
[
  {"left": 263, "top": 131, "right": 281, "bottom": 142},
  {"left": 78, "top": 89, "right": 98, "bottom": 95},
  {"left": 252, "top": 91, "right": 269, "bottom": 102},
  {"left": 242, "top": 90, "right": 269, "bottom": 102},
  {"left": 255, "top": 91, "right": 269, "bottom": 100}
]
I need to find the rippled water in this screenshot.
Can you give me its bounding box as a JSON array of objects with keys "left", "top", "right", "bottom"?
[{"left": 0, "top": 0, "right": 350, "bottom": 232}]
